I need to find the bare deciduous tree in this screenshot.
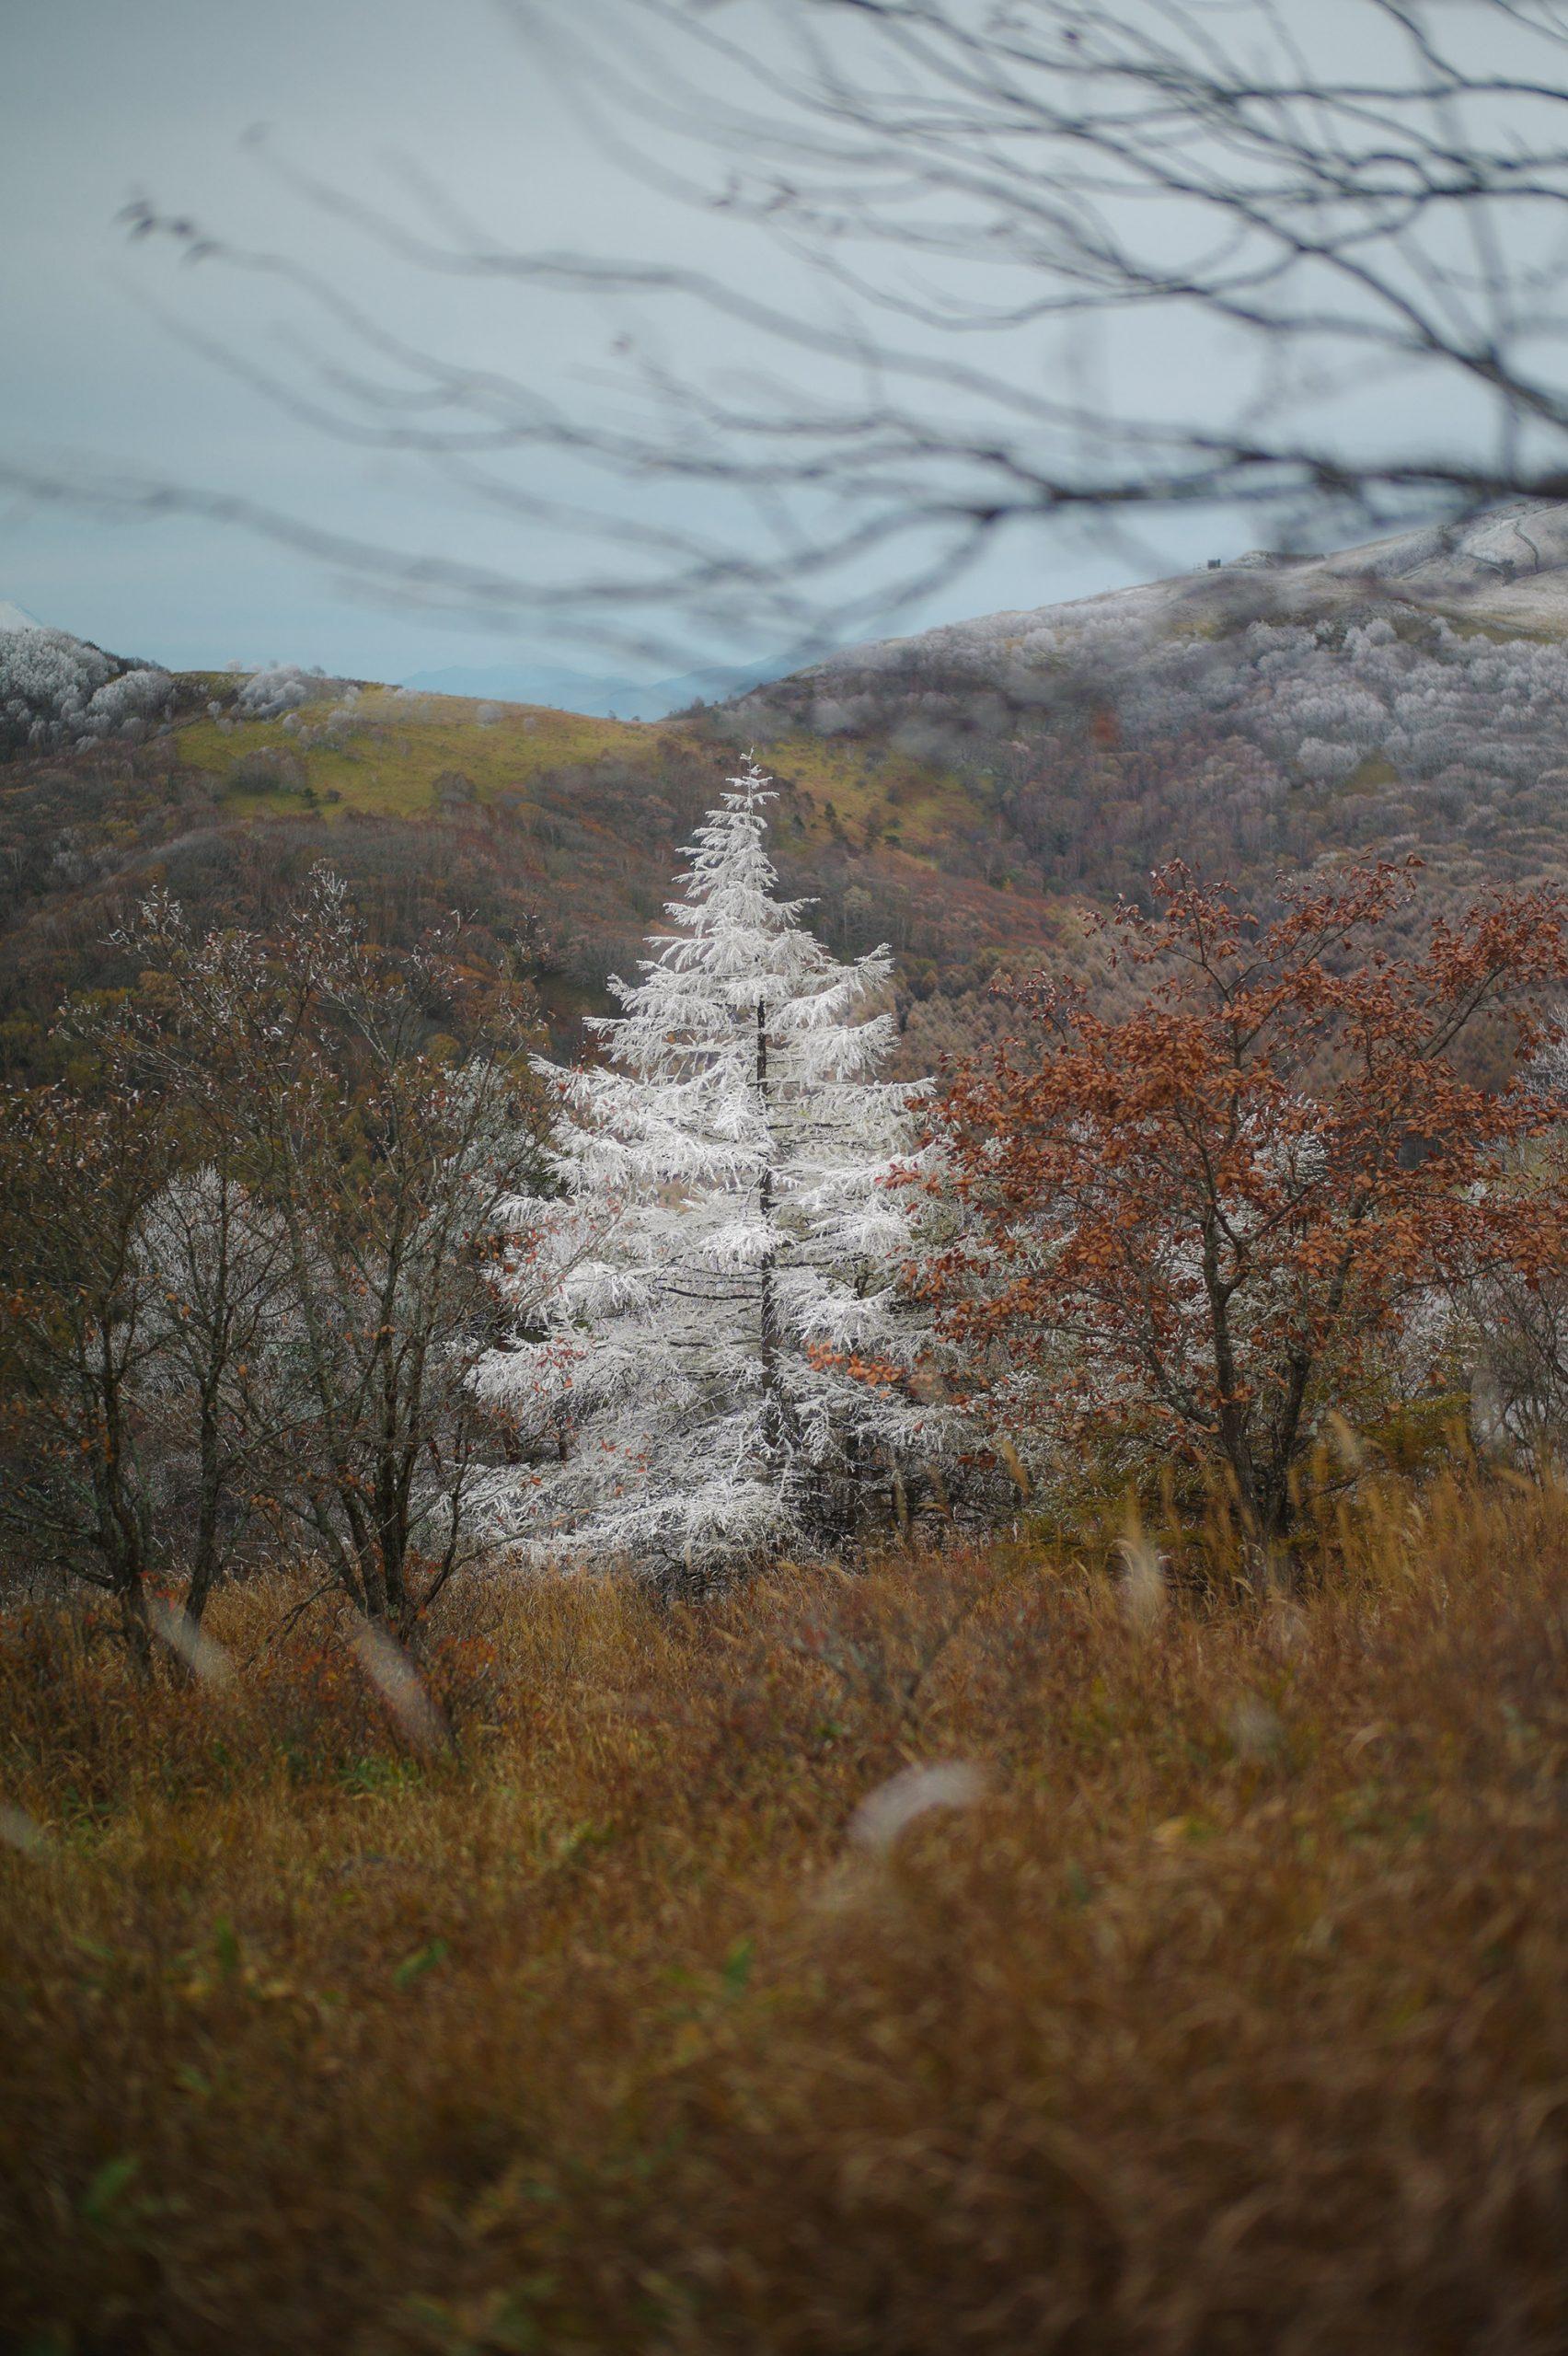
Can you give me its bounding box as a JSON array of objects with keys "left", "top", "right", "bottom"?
[
  {"left": 0, "top": 1085, "right": 173, "bottom": 1669},
  {"left": 132, "top": 1167, "right": 293, "bottom": 1645},
  {"left": 120, "top": 873, "right": 547, "bottom": 1633}
]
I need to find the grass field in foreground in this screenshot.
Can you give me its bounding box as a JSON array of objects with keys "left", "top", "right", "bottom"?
[{"left": 3, "top": 1482, "right": 1568, "bottom": 2354}]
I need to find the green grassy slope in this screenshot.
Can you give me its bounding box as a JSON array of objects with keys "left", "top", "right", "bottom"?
[
  {"left": 177, "top": 691, "right": 651, "bottom": 822},
  {"left": 174, "top": 685, "right": 992, "bottom": 869}
]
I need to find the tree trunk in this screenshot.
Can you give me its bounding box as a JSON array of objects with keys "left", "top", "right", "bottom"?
[
  {"left": 181, "top": 1394, "right": 225, "bottom": 1651},
  {"left": 116, "top": 1558, "right": 155, "bottom": 1680},
  {"left": 1233, "top": 1477, "right": 1297, "bottom": 1598},
  {"left": 756, "top": 998, "right": 787, "bottom": 1474}
]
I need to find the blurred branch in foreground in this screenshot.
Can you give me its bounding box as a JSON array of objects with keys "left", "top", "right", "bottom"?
[{"left": 15, "top": 1, "right": 1568, "bottom": 656}]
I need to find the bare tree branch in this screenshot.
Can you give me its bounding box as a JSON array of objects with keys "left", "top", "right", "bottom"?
[{"left": 34, "top": 0, "right": 1568, "bottom": 650}]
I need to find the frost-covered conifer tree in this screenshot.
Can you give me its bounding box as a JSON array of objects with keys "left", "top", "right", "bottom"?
[{"left": 476, "top": 756, "right": 941, "bottom": 1571}]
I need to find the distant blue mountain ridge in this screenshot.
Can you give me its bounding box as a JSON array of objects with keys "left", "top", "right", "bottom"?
[{"left": 398, "top": 656, "right": 791, "bottom": 722}]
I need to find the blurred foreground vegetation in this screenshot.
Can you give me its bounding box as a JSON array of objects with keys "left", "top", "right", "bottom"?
[{"left": 4, "top": 1471, "right": 1567, "bottom": 2354}]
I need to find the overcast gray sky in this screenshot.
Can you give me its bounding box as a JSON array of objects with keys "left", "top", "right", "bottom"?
[
  {"left": 4, "top": 0, "right": 668, "bottom": 674},
  {"left": 0, "top": 0, "right": 1457, "bottom": 682}
]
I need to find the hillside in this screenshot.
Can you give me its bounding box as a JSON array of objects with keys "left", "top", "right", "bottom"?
[
  {"left": 0, "top": 667, "right": 1066, "bottom": 1079},
  {"left": 735, "top": 497, "right": 1568, "bottom": 918},
  {"left": 11, "top": 501, "right": 1568, "bottom": 1075}
]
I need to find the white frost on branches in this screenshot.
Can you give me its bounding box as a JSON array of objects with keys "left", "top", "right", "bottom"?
[
  {"left": 476, "top": 756, "right": 943, "bottom": 1571},
  {"left": 0, "top": 626, "right": 172, "bottom": 753},
  {"left": 235, "top": 663, "right": 322, "bottom": 720}
]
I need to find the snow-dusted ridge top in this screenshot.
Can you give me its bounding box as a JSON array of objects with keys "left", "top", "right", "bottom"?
[{"left": 756, "top": 502, "right": 1568, "bottom": 697}]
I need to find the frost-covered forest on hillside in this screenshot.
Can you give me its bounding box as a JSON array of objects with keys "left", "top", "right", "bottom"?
[
  {"left": 0, "top": 634, "right": 373, "bottom": 756},
  {"left": 0, "top": 627, "right": 174, "bottom": 755},
  {"left": 750, "top": 607, "right": 1568, "bottom": 901}
]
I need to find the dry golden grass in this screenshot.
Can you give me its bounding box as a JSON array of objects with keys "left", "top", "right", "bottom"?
[
  {"left": 176, "top": 694, "right": 654, "bottom": 824},
  {"left": 4, "top": 1481, "right": 1568, "bottom": 2354}
]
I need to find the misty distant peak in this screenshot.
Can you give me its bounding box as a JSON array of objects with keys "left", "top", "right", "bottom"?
[
  {"left": 0, "top": 599, "right": 43, "bottom": 634},
  {"left": 400, "top": 655, "right": 790, "bottom": 722}
]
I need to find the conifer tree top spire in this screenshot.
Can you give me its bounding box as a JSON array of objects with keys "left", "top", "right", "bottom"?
[
  {"left": 637, "top": 751, "right": 818, "bottom": 987},
  {"left": 594, "top": 752, "right": 894, "bottom": 1080}
]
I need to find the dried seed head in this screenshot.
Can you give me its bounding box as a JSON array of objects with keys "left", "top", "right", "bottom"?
[
  {"left": 349, "top": 1623, "right": 448, "bottom": 1753},
  {"left": 148, "top": 1600, "right": 233, "bottom": 1688},
  {"left": 1116, "top": 1534, "right": 1168, "bottom": 1634},
  {"left": 1228, "top": 1692, "right": 1285, "bottom": 1761},
  {"left": 0, "top": 1804, "right": 50, "bottom": 1858},
  {"left": 848, "top": 1761, "right": 986, "bottom": 1855}
]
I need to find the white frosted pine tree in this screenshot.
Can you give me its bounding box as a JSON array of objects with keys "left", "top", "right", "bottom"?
[{"left": 475, "top": 756, "right": 944, "bottom": 1573}]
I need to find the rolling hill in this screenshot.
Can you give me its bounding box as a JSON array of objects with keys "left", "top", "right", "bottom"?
[
  {"left": 9, "top": 499, "right": 1568, "bottom": 1080},
  {"left": 734, "top": 498, "right": 1568, "bottom": 915},
  {"left": 0, "top": 664, "right": 1066, "bottom": 1080}
]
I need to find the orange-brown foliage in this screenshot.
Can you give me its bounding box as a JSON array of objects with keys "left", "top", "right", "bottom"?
[{"left": 928, "top": 862, "right": 1568, "bottom": 1544}]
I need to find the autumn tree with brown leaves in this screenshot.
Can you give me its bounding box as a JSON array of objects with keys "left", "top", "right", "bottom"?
[{"left": 926, "top": 862, "right": 1568, "bottom": 1573}]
